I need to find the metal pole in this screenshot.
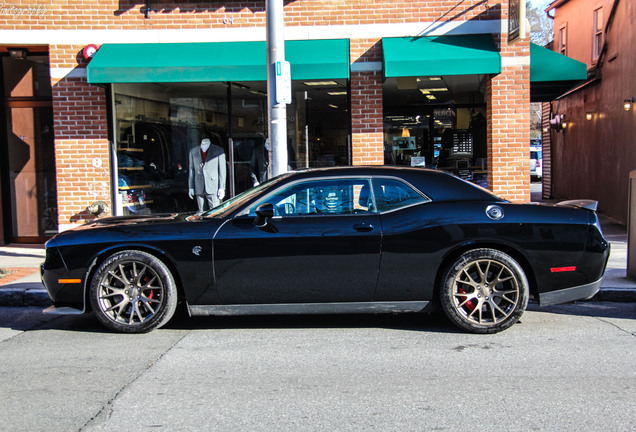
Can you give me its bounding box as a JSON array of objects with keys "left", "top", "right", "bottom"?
[{"left": 266, "top": 0, "right": 288, "bottom": 177}]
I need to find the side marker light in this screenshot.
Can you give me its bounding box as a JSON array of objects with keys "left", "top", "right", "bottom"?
[{"left": 550, "top": 267, "right": 576, "bottom": 273}]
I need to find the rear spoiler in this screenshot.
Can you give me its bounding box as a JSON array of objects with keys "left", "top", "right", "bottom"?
[{"left": 556, "top": 199, "right": 598, "bottom": 211}]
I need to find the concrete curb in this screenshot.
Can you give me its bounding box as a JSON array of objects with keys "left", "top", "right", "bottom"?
[{"left": 0, "top": 287, "right": 52, "bottom": 307}]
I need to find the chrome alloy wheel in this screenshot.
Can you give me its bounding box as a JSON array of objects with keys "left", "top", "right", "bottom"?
[
  {"left": 451, "top": 258, "right": 520, "bottom": 326},
  {"left": 96, "top": 260, "right": 165, "bottom": 326}
]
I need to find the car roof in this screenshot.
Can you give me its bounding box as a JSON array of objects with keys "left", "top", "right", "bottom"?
[{"left": 285, "top": 166, "right": 501, "bottom": 202}]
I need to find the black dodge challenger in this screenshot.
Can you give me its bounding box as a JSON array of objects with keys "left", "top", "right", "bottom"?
[{"left": 42, "top": 166, "right": 610, "bottom": 334}]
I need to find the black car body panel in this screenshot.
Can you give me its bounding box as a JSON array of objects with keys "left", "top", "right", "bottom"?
[{"left": 41, "top": 167, "right": 610, "bottom": 328}]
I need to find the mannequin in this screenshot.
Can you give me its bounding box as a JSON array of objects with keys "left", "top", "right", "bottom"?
[{"left": 188, "top": 138, "right": 227, "bottom": 212}]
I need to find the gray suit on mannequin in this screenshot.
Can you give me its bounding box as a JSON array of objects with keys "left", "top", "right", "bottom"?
[{"left": 188, "top": 138, "right": 227, "bottom": 212}]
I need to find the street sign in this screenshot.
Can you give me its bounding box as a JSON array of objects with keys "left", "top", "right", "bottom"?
[{"left": 275, "top": 60, "right": 292, "bottom": 104}]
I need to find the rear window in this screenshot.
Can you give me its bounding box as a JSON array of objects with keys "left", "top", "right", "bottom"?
[{"left": 372, "top": 178, "right": 429, "bottom": 212}]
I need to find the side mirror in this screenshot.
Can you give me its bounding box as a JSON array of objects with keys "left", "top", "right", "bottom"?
[{"left": 254, "top": 203, "right": 274, "bottom": 227}]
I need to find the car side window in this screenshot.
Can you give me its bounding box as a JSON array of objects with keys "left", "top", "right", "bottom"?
[
  {"left": 248, "top": 178, "right": 375, "bottom": 216},
  {"left": 372, "top": 178, "right": 428, "bottom": 212}
]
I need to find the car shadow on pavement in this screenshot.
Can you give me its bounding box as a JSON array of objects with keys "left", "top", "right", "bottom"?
[
  {"left": 5, "top": 303, "right": 633, "bottom": 335},
  {"left": 164, "top": 310, "right": 464, "bottom": 334},
  {"left": 0, "top": 308, "right": 113, "bottom": 334},
  {"left": 1, "top": 307, "right": 465, "bottom": 334}
]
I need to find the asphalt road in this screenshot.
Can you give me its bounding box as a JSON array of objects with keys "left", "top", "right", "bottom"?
[{"left": 1, "top": 302, "right": 635, "bottom": 432}]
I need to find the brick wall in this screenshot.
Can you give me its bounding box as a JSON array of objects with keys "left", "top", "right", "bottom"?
[
  {"left": 487, "top": 35, "right": 531, "bottom": 203},
  {"left": 2, "top": 1, "right": 501, "bottom": 30},
  {"left": 50, "top": 44, "right": 110, "bottom": 227},
  {"left": 350, "top": 39, "right": 383, "bottom": 165}
]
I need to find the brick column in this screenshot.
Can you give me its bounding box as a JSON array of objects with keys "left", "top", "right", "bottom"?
[
  {"left": 350, "top": 39, "right": 384, "bottom": 165},
  {"left": 50, "top": 45, "right": 111, "bottom": 231},
  {"left": 487, "top": 37, "right": 531, "bottom": 203}
]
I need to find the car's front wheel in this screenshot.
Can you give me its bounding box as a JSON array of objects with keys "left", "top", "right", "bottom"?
[
  {"left": 440, "top": 248, "right": 529, "bottom": 334},
  {"left": 89, "top": 250, "right": 178, "bottom": 333}
]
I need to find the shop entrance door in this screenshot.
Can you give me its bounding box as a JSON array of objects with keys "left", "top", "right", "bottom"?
[
  {"left": 4, "top": 103, "right": 56, "bottom": 241},
  {"left": 2, "top": 53, "right": 57, "bottom": 243}
]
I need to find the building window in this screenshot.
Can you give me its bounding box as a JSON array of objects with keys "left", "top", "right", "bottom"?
[
  {"left": 593, "top": 7, "right": 603, "bottom": 60},
  {"left": 558, "top": 25, "right": 567, "bottom": 55},
  {"left": 111, "top": 80, "right": 349, "bottom": 216},
  {"left": 382, "top": 75, "right": 488, "bottom": 188}
]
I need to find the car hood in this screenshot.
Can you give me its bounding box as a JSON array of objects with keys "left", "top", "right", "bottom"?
[
  {"left": 72, "top": 212, "right": 196, "bottom": 229},
  {"left": 46, "top": 212, "right": 225, "bottom": 248}
]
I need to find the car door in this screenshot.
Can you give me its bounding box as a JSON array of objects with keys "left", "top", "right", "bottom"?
[{"left": 212, "top": 177, "right": 381, "bottom": 305}]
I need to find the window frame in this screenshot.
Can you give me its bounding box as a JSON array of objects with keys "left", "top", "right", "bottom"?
[
  {"left": 592, "top": 7, "right": 603, "bottom": 61},
  {"left": 370, "top": 177, "right": 432, "bottom": 214},
  {"left": 237, "top": 175, "right": 431, "bottom": 218},
  {"left": 558, "top": 24, "right": 568, "bottom": 56}
]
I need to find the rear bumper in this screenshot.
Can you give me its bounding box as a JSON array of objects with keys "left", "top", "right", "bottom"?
[{"left": 538, "top": 277, "right": 602, "bottom": 307}]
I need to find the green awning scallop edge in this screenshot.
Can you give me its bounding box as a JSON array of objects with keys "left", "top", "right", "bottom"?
[
  {"left": 87, "top": 39, "right": 350, "bottom": 84},
  {"left": 381, "top": 34, "right": 501, "bottom": 79}
]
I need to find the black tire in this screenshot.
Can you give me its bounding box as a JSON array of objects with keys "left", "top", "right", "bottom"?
[
  {"left": 89, "top": 250, "right": 178, "bottom": 333},
  {"left": 440, "top": 248, "right": 529, "bottom": 334}
]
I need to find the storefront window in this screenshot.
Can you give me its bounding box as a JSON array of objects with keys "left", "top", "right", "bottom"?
[
  {"left": 383, "top": 75, "right": 488, "bottom": 188},
  {"left": 112, "top": 80, "right": 349, "bottom": 215}
]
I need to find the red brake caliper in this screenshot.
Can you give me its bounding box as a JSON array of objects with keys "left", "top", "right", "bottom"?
[
  {"left": 144, "top": 276, "right": 154, "bottom": 299},
  {"left": 458, "top": 287, "right": 477, "bottom": 311}
]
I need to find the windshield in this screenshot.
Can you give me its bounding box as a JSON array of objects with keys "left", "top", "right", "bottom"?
[{"left": 204, "top": 172, "right": 293, "bottom": 218}]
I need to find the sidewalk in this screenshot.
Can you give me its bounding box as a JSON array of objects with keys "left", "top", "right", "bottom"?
[
  {"left": 0, "top": 244, "right": 48, "bottom": 307},
  {"left": 1, "top": 215, "right": 635, "bottom": 307}
]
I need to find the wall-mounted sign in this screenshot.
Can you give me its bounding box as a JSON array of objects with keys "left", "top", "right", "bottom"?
[{"left": 275, "top": 61, "right": 292, "bottom": 104}]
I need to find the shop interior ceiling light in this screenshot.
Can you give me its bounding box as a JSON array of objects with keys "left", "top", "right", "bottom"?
[
  {"left": 624, "top": 98, "right": 635, "bottom": 112},
  {"left": 304, "top": 81, "right": 338, "bottom": 86}
]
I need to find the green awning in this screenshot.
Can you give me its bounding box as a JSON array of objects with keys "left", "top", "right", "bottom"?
[
  {"left": 382, "top": 34, "right": 501, "bottom": 78},
  {"left": 87, "top": 39, "right": 350, "bottom": 83},
  {"left": 530, "top": 43, "right": 587, "bottom": 82},
  {"left": 530, "top": 43, "right": 587, "bottom": 101}
]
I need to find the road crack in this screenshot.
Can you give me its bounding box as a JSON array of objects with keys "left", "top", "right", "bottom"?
[
  {"left": 594, "top": 317, "right": 636, "bottom": 336},
  {"left": 78, "top": 330, "right": 189, "bottom": 431}
]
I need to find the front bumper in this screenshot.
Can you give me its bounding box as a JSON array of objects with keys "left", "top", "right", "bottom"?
[{"left": 41, "top": 248, "right": 86, "bottom": 306}]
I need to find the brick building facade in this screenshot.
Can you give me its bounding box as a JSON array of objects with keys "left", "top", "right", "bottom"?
[
  {"left": 1, "top": 0, "right": 539, "bottom": 243},
  {"left": 542, "top": 0, "right": 636, "bottom": 225}
]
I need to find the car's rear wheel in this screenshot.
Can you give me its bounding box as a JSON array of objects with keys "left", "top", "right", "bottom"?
[
  {"left": 440, "top": 249, "right": 529, "bottom": 334},
  {"left": 89, "top": 250, "right": 178, "bottom": 333}
]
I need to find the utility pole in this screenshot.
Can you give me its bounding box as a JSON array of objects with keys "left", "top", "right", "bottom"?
[{"left": 266, "top": 0, "right": 291, "bottom": 177}]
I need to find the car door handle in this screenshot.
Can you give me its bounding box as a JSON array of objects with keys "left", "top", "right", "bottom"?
[{"left": 353, "top": 223, "right": 374, "bottom": 232}]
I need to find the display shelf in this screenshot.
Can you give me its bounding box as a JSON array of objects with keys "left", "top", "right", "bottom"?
[
  {"left": 119, "top": 167, "right": 144, "bottom": 171},
  {"left": 118, "top": 147, "right": 143, "bottom": 152}
]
